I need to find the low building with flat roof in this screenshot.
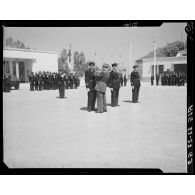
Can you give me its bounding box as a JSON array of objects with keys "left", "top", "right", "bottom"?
[
  {"left": 3, "top": 47, "right": 58, "bottom": 82},
  {"left": 135, "top": 50, "right": 187, "bottom": 81}
]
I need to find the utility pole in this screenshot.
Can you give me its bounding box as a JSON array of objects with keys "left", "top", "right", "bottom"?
[
  {"left": 153, "top": 41, "right": 156, "bottom": 86},
  {"left": 129, "top": 42, "right": 132, "bottom": 73}
]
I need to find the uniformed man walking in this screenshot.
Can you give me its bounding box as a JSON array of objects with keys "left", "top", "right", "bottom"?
[
  {"left": 94, "top": 64, "right": 110, "bottom": 113},
  {"left": 130, "top": 65, "right": 141, "bottom": 103},
  {"left": 108, "top": 63, "right": 120, "bottom": 107},
  {"left": 85, "top": 61, "right": 96, "bottom": 112}
]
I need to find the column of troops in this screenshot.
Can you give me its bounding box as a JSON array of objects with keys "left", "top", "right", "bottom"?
[
  {"left": 29, "top": 71, "right": 80, "bottom": 91},
  {"left": 151, "top": 72, "right": 187, "bottom": 86}
]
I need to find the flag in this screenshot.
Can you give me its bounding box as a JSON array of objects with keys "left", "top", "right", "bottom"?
[{"left": 68, "top": 44, "right": 71, "bottom": 63}]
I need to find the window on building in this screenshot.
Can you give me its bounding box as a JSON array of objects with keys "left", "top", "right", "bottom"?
[{"left": 158, "top": 65, "right": 164, "bottom": 74}]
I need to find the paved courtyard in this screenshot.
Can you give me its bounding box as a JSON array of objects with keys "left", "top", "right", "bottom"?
[{"left": 3, "top": 82, "right": 187, "bottom": 172}]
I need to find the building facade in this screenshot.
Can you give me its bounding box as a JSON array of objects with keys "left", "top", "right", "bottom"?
[
  {"left": 3, "top": 47, "right": 58, "bottom": 82},
  {"left": 135, "top": 50, "right": 187, "bottom": 81}
]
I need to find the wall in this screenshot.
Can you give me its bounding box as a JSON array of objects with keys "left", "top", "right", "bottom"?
[
  {"left": 142, "top": 56, "right": 187, "bottom": 79},
  {"left": 3, "top": 48, "right": 58, "bottom": 74}
]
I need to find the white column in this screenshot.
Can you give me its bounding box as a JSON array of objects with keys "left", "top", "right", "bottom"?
[
  {"left": 16, "top": 61, "right": 19, "bottom": 79},
  {"left": 9, "top": 61, "right": 13, "bottom": 76}
]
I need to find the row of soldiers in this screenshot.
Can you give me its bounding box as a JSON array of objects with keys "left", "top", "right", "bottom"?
[
  {"left": 151, "top": 72, "right": 186, "bottom": 86},
  {"left": 29, "top": 71, "right": 80, "bottom": 91},
  {"left": 3, "top": 72, "right": 11, "bottom": 92},
  {"left": 119, "top": 74, "right": 128, "bottom": 87}
]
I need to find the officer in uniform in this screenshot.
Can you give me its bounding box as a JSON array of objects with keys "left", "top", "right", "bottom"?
[
  {"left": 4, "top": 72, "right": 11, "bottom": 92},
  {"left": 69, "top": 73, "right": 74, "bottom": 89},
  {"left": 108, "top": 63, "right": 120, "bottom": 107},
  {"left": 156, "top": 73, "right": 159, "bottom": 86},
  {"left": 58, "top": 72, "right": 65, "bottom": 98},
  {"left": 3, "top": 72, "right": 6, "bottom": 92},
  {"left": 94, "top": 64, "right": 110, "bottom": 113},
  {"left": 161, "top": 74, "right": 164, "bottom": 86},
  {"left": 34, "top": 73, "right": 39, "bottom": 90},
  {"left": 120, "top": 74, "right": 124, "bottom": 87},
  {"left": 29, "top": 72, "right": 35, "bottom": 91},
  {"left": 38, "top": 73, "right": 43, "bottom": 91},
  {"left": 85, "top": 61, "right": 96, "bottom": 112},
  {"left": 130, "top": 65, "right": 141, "bottom": 103},
  {"left": 151, "top": 74, "right": 154, "bottom": 86}
]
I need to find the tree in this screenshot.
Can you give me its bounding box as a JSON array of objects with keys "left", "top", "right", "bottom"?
[
  {"left": 5, "top": 36, "right": 14, "bottom": 47},
  {"left": 5, "top": 36, "right": 28, "bottom": 49},
  {"left": 73, "top": 51, "right": 86, "bottom": 76},
  {"left": 142, "top": 40, "right": 185, "bottom": 59},
  {"left": 58, "top": 49, "right": 70, "bottom": 74}
]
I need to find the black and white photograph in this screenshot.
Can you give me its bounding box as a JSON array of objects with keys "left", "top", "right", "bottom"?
[{"left": 1, "top": 21, "right": 193, "bottom": 174}]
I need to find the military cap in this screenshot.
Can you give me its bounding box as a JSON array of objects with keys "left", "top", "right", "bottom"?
[
  {"left": 112, "top": 63, "right": 118, "bottom": 67},
  {"left": 88, "top": 61, "right": 95, "bottom": 66},
  {"left": 103, "top": 63, "right": 110, "bottom": 68}
]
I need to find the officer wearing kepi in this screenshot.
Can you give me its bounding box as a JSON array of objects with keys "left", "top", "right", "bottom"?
[
  {"left": 108, "top": 63, "right": 120, "bottom": 107},
  {"left": 58, "top": 72, "right": 66, "bottom": 98},
  {"left": 94, "top": 63, "right": 110, "bottom": 113},
  {"left": 85, "top": 61, "right": 96, "bottom": 112},
  {"left": 130, "top": 65, "right": 141, "bottom": 103}
]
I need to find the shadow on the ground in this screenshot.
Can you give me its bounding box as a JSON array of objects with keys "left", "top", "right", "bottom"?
[
  {"left": 80, "top": 107, "right": 88, "bottom": 111},
  {"left": 106, "top": 103, "right": 112, "bottom": 106},
  {"left": 56, "top": 97, "right": 67, "bottom": 99},
  {"left": 123, "top": 100, "right": 134, "bottom": 103}
]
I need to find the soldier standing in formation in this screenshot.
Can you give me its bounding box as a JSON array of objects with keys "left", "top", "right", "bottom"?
[
  {"left": 130, "top": 65, "right": 141, "bottom": 103},
  {"left": 108, "top": 63, "right": 120, "bottom": 107},
  {"left": 3, "top": 72, "right": 11, "bottom": 92},
  {"left": 94, "top": 64, "right": 110, "bottom": 113},
  {"left": 85, "top": 61, "right": 96, "bottom": 112},
  {"left": 69, "top": 73, "right": 74, "bottom": 89},
  {"left": 156, "top": 73, "right": 159, "bottom": 86},
  {"left": 160, "top": 71, "right": 186, "bottom": 86},
  {"left": 151, "top": 74, "right": 154, "bottom": 86},
  {"left": 29, "top": 72, "right": 35, "bottom": 91},
  {"left": 120, "top": 74, "right": 124, "bottom": 87}
]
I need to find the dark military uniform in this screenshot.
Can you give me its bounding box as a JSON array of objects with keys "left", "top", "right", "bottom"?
[
  {"left": 29, "top": 74, "right": 35, "bottom": 91},
  {"left": 38, "top": 74, "right": 43, "bottom": 91},
  {"left": 85, "top": 68, "right": 96, "bottom": 111},
  {"left": 108, "top": 69, "right": 120, "bottom": 107},
  {"left": 3, "top": 73, "right": 6, "bottom": 92},
  {"left": 124, "top": 74, "right": 127, "bottom": 86},
  {"left": 151, "top": 75, "right": 154, "bottom": 86},
  {"left": 58, "top": 74, "right": 65, "bottom": 98},
  {"left": 95, "top": 67, "right": 110, "bottom": 113},
  {"left": 161, "top": 75, "right": 164, "bottom": 86},
  {"left": 34, "top": 74, "right": 39, "bottom": 90},
  {"left": 3, "top": 73, "right": 11, "bottom": 92},
  {"left": 130, "top": 69, "right": 141, "bottom": 103},
  {"left": 156, "top": 74, "right": 159, "bottom": 86},
  {"left": 69, "top": 74, "right": 74, "bottom": 89}
]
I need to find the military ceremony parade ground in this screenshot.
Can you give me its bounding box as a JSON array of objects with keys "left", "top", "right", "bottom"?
[{"left": 3, "top": 82, "right": 187, "bottom": 173}]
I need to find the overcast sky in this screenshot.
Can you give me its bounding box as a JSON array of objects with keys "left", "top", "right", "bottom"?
[{"left": 3, "top": 22, "right": 187, "bottom": 71}]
